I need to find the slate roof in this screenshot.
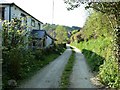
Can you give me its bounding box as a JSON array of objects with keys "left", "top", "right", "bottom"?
[
  {"left": 31, "top": 30, "right": 46, "bottom": 39},
  {"left": 31, "top": 29, "right": 57, "bottom": 41}
]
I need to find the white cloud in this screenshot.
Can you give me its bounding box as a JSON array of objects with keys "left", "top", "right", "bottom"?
[{"left": 1, "top": 0, "right": 89, "bottom": 27}]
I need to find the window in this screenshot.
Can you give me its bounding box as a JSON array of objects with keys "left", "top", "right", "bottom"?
[
  {"left": 21, "top": 13, "right": 26, "bottom": 17},
  {"left": 33, "top": 41, "right": 36, "bottom": 46},
  {"left": 38, "top": 23, "right": 41, "bottom": 30},
  {"left": 43, "top": 38, "right": 46, "bottom": 47},
  {"left": 21, "top": 13, "right": 27, "bottom": 25},
  {"left": 31, "top": 19, "right": 35, "bottom": 27},
  {"left": 0, "top": 7, "right": 5, "bottom": 20},
  {"left": 15, "top": 7, "right": 17, "bottom": 10}
]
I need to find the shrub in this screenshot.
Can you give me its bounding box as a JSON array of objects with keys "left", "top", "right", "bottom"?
[
  {"left": 33, "top": 49, "right": 44, "bottom": 60},
  {"left": 99, "top": 57, "right": 120, "bottom": 88},
  {"left": 71, "top": 37, "right": 119, "bottom": 88},
  {"left": 2, "top": 18, "right": 66, "bottom": 88},
  {"left": 82, "top": 49, "right": 104, "bottom": 72},
  {"left": 3, "top": 48, "right": 23, "bottom": 80},
  {"left": 70, "top": 10, "right": 119, "bottom": 89}
]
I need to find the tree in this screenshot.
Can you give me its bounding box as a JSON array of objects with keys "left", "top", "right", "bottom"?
[
  {"left": 64, "top": 0, "right": 120, "bottom": 60},
  {"left": 55, "top": 25, "right": 68, "bottom": 44},
  {"left": 2, "top": 18, "right": 28, "bottom": 50},
  {"left": 64, "top": 0, "right": 120, "bottom": 88}
]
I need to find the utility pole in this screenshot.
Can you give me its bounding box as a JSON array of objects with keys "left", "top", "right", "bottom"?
[
  {"left": 52, "top": 0, "right": 54, "bottom": 25},
  {"left": 52, "top": 0, "right": 56, "bottom": 39}
]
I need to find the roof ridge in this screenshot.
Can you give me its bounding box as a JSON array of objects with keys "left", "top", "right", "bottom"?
[{"left": 0, "top": 2, "right": 43, "bottom": 24}]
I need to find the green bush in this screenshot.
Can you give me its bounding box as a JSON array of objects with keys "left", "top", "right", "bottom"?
[
  {"left": 82, "top": 49, "right": 104, "bottom": 72},
  {"left": 70, "top": 10, "right": 119, "bottom": 89},
  {"left": 99, "top": 57, "right": 119, "bottom": 88},
  {"left": 2, "top": 43, "right": 66, "bottom": 88},
  {"left": 3, "top": 49, "right": 23, "bottom": 79},
  {"left": 33, "top": 49, "right": 44, "bottom": 60},
  {"left": 71, "top": 37, "right": 119, "bottom": 88},
  {"left": 2, "top": 18, "right": 66, "bottom": 89}
]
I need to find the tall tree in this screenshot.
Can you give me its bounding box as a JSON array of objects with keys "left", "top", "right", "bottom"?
[
  {"left": 55, "top": 25, "right": 68, "bottom": 44},
  {"left": 64, "top": 0, "right": 120, "bottom": 69},
  {"left": 64, "top": 0, "right": 120, "bottom": 88}
]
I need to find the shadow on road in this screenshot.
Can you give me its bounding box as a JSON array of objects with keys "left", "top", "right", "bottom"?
[{"left": 82, "top": 49, "right": 105, "bottom": 72}]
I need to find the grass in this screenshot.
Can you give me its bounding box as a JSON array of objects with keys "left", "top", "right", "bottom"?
[
  {"left": 18, "top": 48, "right": 66, "bottom": 86},
  {"left": 71, "top": 37, "right": 111, "bottom": 72},
  {"left": 2, "top": 44, "right": 66, "bottom": 89},
  {"left": 60, "top": 49, "right": 75, "bottom": 88},
  {"left": 17, "top": 53, "right": 60, "bottom": 85},
  {"left": 71, "top": 37, "right": 119, "bottom": 88}
]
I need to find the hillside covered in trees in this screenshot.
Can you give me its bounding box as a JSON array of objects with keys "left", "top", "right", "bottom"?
[
  {"left": 43, "top": 23, "right": 81, "bottom": 31},
  {"left": 42, "top": 23, "right": 81, "bottom": 44}
]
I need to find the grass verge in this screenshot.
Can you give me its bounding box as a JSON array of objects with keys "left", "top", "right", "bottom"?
[
  {"left": 60, "top": 49, "right": 75, "bottom": 88},
  {"left": 2, "top": 44, "right": 66, "bottom": 89},
  {"left": 17, "top": 53, "right": 60, "bottom": 86},
  {"left": 71, "top": 37, "right": 119, "bottom": 88}
]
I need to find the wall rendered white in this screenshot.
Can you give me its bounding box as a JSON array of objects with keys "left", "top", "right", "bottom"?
[
  {"left": 10, "top": 5, "right": 42, "bottom": 31},
  {"left": 45, "top": 36, "right": 52, "bottom": 48},
  {"left": 0, "top": 4, "right": 43, "bottom": 30},
  {"left": 4, "top": 6, "right": 9, "bottom": 20}
]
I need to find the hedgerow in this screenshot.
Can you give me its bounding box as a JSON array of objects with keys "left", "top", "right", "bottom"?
[{"left": 71, "top": 11, "right": 119, "bottom": 88}]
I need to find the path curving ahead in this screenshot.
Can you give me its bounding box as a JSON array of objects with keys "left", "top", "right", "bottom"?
[
  {"left": 19, "top": 44, "right": 72, "bottom": 88},
  {"left": 69, "top": 46, "right": 96, "bottom": 88}
]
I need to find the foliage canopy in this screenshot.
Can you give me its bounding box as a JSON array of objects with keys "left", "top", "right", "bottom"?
[{"left": 55, "top": 25, "right": 68, "bottom": 44}]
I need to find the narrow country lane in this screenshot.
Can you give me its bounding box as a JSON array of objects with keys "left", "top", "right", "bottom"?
[
  {"left": 70, "top": 46, "right": 96, "bottom": 88},
  {"left": 19, "top": 44, "right": 72, "bottom": 88}
]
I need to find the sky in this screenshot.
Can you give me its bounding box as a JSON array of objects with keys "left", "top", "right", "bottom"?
[{"left": 0, "top": 0, "right": 89, "bottom": 27}]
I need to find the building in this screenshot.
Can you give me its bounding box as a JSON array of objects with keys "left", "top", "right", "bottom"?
[
  {"left": 45, "top": 32, "right": 56, "bottom": 48},
  {"left": 0, "top": 3, "right": 56, "bottom": 49},
  {"left": 0, "top": 3, "right": 43, "bottom": 30},
  {"left": 31, "top": 30, "right": 56, "bottom": 49}
]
